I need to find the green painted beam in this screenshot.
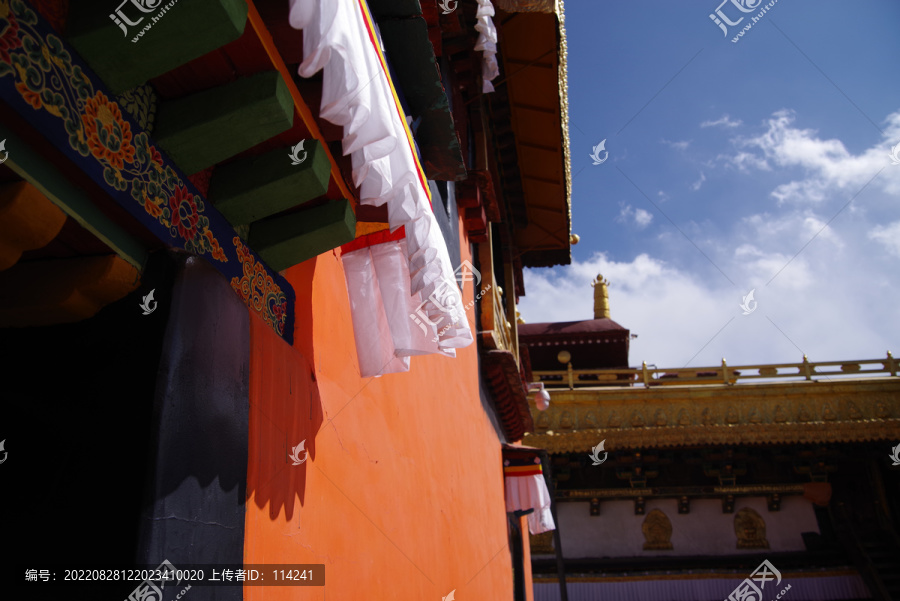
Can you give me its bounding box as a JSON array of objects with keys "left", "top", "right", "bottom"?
[
  {"left": 154, "top": 71, "right": 294, "bottom": 175},
  {"left": 66, "top": 0, "right": 248, "bottom": 95},
  {"left": 250, "top": 200, "right": 356, "bottom": 272},
  {"left": 377, "top": 18, "right": 466, "bottom": 181},
  {"left": 367, "top": 0, "right": 423, "bottom": 18},
  {"left": 0, "top": 123, "right": 148, "bottom": 270},
  {"left": 209, "top": 139, "right": 332, "bottom": 226}
]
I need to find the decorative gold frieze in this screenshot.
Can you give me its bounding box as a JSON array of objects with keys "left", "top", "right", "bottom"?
[
  {"left": 558, "top": 483, "right": 806, "bottom": 501},
  {"left": 580, "top": 411, "right": 599, "bottom": 429},
  {"left": 525, "top": 379, "right": 900, "bottom": 452}
]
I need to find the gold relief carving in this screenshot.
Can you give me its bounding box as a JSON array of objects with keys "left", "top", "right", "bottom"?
[
  {"left": 631, "top": 410, "right": 645, "bottom": 428},
  {"left": 524, "top": 418, "right": 900, "bottom": 453},
  {"left": 580, "top": 411, "right": 599, "bottom": 429},
  {"left": 563, "top": 484, "right": 804, "bottom": 500},
  {"left": 536, "top": 411, "right": 552, "bottom": 430},
  {"left": 726, "top": 406, "right": 739, "bottom": 424},
  {"left": 774, "top": 405, "right": 788, "bottom": 423},
  {"left": 642, "top": 509, "right": 673, "bottom": 550},
  {"left": 607, "top": 411, "right": 621, "bottom": 428},
  {"left": 523, "top": 380, "right": 900, "bottom": 451},
  {"left": 530, "top": 531, "right": 554, "bottom": 554},
  {"left": 654, "top": 409, "right": 668, "bottom": 426},
  {"left": 735, "top": 507, "right": 769, "bottom": 549}
]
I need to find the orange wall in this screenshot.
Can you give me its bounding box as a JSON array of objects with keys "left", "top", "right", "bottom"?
[
  {"left": 244, "top": 234, "right": 513, "bottom": 600},
  {"left": 520, "top": 515, "right": 535, "bottom": 601}
]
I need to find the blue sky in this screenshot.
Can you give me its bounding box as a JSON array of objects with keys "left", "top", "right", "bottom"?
[{"left": 518, "top": 0, "right": 900, "bottom": 368}]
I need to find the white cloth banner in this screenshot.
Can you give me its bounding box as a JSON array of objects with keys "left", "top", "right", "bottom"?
[
  {"left": 475, "top": 0, "right": 500, "bottom": 92},
  {"left": 506, "top": 474, "right": 556, "bottom": 534},
  {"left": 341, "top": 243, "right": 411, "bottom": 377},
  {"left": 288, "top": 0, "right": 474, "bottom": 376}
]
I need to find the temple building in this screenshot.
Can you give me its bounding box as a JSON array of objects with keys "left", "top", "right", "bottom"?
[
  {"left": 522, "top": 278, "right": 900, "bottom": 601},
  {"left": 1, "top": 1, "right": 571, "bottom": 600}
]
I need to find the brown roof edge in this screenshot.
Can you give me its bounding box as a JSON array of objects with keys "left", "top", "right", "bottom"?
[{"left": 483, "top": 349, "right": 535, "bottom": 441}]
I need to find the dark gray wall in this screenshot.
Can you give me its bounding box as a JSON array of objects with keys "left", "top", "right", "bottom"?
[
  {"left": 430, "top": 180, "right": 462, "bottom": 273},
  {"left": 137, "top": 256, "right": 249, "bottom": 600}
]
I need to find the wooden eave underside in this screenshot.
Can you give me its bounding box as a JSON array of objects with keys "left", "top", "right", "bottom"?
[{"left": 494, "top": 9, "right": 571, "bottom": 268}]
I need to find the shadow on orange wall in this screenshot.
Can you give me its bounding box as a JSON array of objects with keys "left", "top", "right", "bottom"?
[
  {"left": 244, "top": 245, "right": 514, "bottom": 601},
  {"left": 245, "top": 256, "right": 324, "bottom": 522}
]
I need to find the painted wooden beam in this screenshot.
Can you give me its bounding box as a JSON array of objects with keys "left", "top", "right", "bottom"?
[
  {"left": 0, "top": 255, "right": 140, "bottom": 327},
  {"left": 250, "top": 200, "right": 356, "bottom": 272},
  {"left": 66, "top": 0, "right": 248, "bottom": 95},
  {"left": 0, "top": 181, "right": 67, "bottom": 271},
  {"left": 244, "top": 1, "right": 357, "bottom": 207},
  {"left": 0, "top": 124, "right": 149, "bottom": 270},
  {"left": 208, "top": 139, "right": 331, "bottom": 226},
  {"left": 153, "top": 71, "right": 294, "bottom": 175}
]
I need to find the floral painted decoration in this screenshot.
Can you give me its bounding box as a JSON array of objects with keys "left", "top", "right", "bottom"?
[{"left": 0, "top": 0, "right": 292, "bottom": 340}]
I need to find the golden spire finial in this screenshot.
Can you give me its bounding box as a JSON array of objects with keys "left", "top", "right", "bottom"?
[{"left": 591, "top": 274, "right": 610, "bottom": 319}]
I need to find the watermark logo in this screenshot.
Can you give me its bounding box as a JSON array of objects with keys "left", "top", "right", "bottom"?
[
  {"left": 740, "top": 289, "right": 757, "bottom": 315},
  {"left": 890, "top": 443, "right": 900, "bottom": 466},
  {"left": 0, "top": 439, "right": 6, "bottom": 465},
  {"left": 289, "top": 140, "right": 308, "bottom": 166},
  {"left": 890, "top": 143, "right": 900, "bottom": 165},
  {"left": 725, "top": 559, "right": 786, "bottom": 601},
  {"left": 589, "top": 139, "right": 609, "bottom": 165},
  {"left": 125, "top": 559, "right": 190, "bottom": 601},
  {"left": 0, "top": 139, "right": 8, "bottom": 164},
  {"left": 588, "top": 440, "right": 608, "bottom": 465},
  {"left": 442, "top": 590, "right": 456, "bottom": 601},
  {"left": 438, "top": 0, "right": 458, "bottom": 15},
  {"left": 454, "top": 259, "right": 481, "bottom": 292},
  {"left": 410, "top": 260, "right": 489, "bottom": 343},
  {"left": 289, "top": 440, "right": 308, "bottom": 465},
  {"left": 140, "top": 289, "right": 157, "bottom": 315},
  {"left": 110, "top": 0, "right": 180, "bottom": 43},
  {"left": 709, "top": 0, "right": 778, "bottom": 43}
]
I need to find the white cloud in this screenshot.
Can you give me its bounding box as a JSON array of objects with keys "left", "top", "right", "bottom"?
[
  {"left": 725, "top": 109, "right": 900, "bottom": 202},
  {"left": 662, "top": 139, "right": 691, "bottom": 150},
  {"left": 869, "top": 220, "right": 900, "bottom": 256},
  {"left": 617, "top": 203, "right": 653, "bottom": 229},
  {"left": 634, "top": 208, "right": 653, "bottom": 227},
  {"left": 690, "top": 171, "right": 706, "bottom": 191},
  {"left": 721, "top": 151, "right": 770, "bottom": 172},
  {"left": 701, "top": 114, "right": 742, "bottom": 128},
  {"left": 522, "top": 108, "right": 900, "bottom": 371},
  {"left": 519, "top": 244, "right": 898, "bottom": 369},
  {"left": 770, "top": 180, "right": 826, "bottom": 204}
]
